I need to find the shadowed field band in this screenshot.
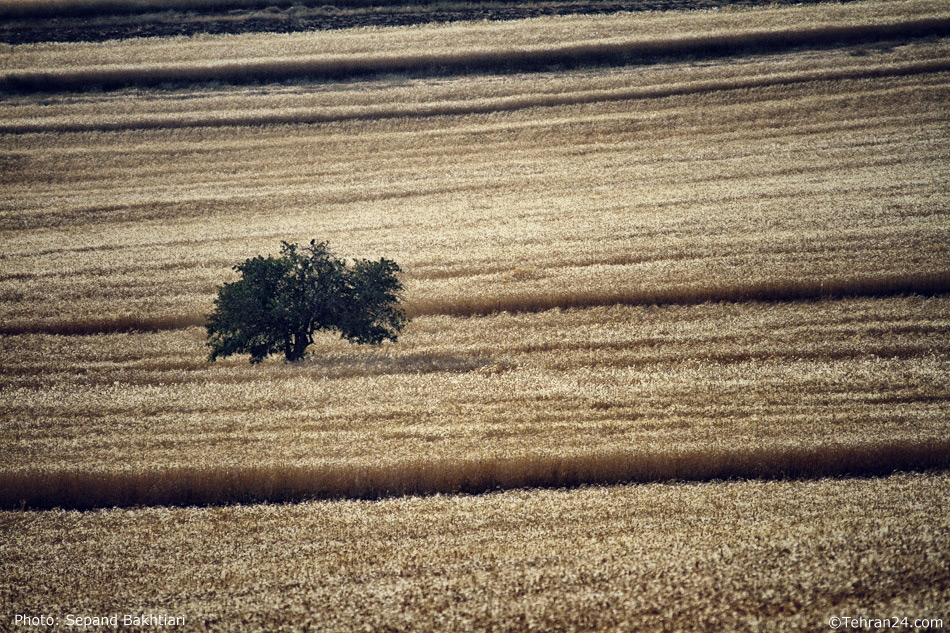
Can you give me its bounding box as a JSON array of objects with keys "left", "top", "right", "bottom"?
[
  {"left": 2, "top": 270, "right": 947, "bottom": 335},
  {"left": 3, "top": 58, "right": 948, "bottom": 133},
  {"left": 4, "top": 439, "right": 948, "bottom": 509},
  {"left": 3, "top": 16, "right": 949, "bottom": 93},
  {"left": 0, "top": 0, "right": 582, "bottom": 20},
  {"left": 1, "top": 0, "right": 948, "bottom": 628}
]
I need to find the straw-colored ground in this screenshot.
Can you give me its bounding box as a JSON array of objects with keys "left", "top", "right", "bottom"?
[
  {"left": 3, "top": 474, "right": 948, "bottom": 631},
  {"left": 3, "top": 297, "right": 949, "bottom": 473},
  {"left": 2, "top": 2, "right": 949, "bottom": 330},
  {"left": 1, "top": 0, "right": 948, "bottom": 628}
]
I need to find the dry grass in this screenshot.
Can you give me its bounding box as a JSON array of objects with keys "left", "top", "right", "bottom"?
[
  {"left": 407, "top": 270, "right": 950, "bottom": 317},
  {"left": 3, "top": 17, "right": 949, "bottom": 92},
  {"left": 0, "top": 2, "right": 948, "bottom": 625},
  {"left": 2, "top": 473, "right": 947, "bottom": 631},
  {"left": 2, "top": 297, "right": 947, "bottom": 479},
  {"left": 1, "top": 271, "right": 947, "bottom": 335},
  {"left": 1, "top": 31, "right": 948, "bottom": 333},
  {"left": 3, "top": 5, "right": 949, "bottom": 92},
  {"left": 4, "top": 0, "right": 947, "bottom": 71},
  {"left": 3, "top": 440, "right": 948, "bottom": 510},
  {"left": 4, "top": 57, "right": 949, "bottom": 134}
]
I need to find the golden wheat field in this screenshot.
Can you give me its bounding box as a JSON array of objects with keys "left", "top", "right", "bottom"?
[
  {"left": 1, "top": 0, "right": 949, "bottom": 629},
  {"left": 3, "top": 474, "right": 948, "bottom": 631}
]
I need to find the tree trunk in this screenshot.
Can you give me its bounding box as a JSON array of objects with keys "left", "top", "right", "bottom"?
[{"left": 285, "top": 331, "right": 309, "bottom": 362}]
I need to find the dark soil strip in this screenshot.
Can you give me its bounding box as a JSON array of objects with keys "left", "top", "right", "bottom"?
[
  {"left": 408, "top": 270, "right": 950, "bottom": 318},
  {"left": 4, "top": 58, "right": 946, "bottom": 134},
  {"left": 3, "top": 16, "right": 948, "bottom": 95},
  {"left": 3, "top": 440, "right": 948, "bottom": 510},
  {"left": 1, "top": 0, "right": 848, "bottom": 45}
]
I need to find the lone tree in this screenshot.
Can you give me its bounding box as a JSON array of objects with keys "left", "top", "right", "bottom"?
[{"left": 206, "top": 240, "right": 408, "bottom": 364}]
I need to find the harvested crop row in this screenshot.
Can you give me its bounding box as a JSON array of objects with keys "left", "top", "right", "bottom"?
[
  {"left": 0, "top": 1, "right": 947, "bottom": 509},
  {"left": 2, "top": 297, "right": 947, "bottom": 474},
  {"left": 1, "top": 2, "right": 947, "bottom": 628},
  {"left": 4, "top": 440, "right": 949, "bottom": 509},
  {"left": 5, "top": 18, "right": 950, "bottom": 92},
  {"left": 4, "top": 0, "right": 945, "bottom": 71},
  {"left": 1, "top": 40, "right": 947, "bottom": 333},
  {"left": 4, "top": 41, "right": 946, "bottom": 128},
  {"left": 2, "top": 270, "right": 948, "bottom": 336},
  {"left": 3, "top": 59, "right": 948, "bottom": 134},
  {"left": 2, "top": 473, "right": 947, "bottom": 631}
]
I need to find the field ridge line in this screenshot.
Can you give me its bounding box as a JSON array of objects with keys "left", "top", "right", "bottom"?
[
  {"left": 2, "top": 16, "right": 948, "bottom": 94},
  {"left": 3, "top": 439, "right": 948, "bottom": 510},
  {"left": 4, "top": 58, "right": 948, "bottom": 134},
  {"left": 3, "top": 270, "right": 949, "bottom": 336}
]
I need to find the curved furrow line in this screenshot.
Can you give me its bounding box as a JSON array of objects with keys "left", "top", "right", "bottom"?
[
  {"left": 3, "top": 439, "right": 948, "bottom": 510},
  {"left": 1, "top": 59, "right": 948, "bottom": 133},
  {"left": 2, "top": 17, "right": 948, "bottom": 95},
  {"left": 1, "top": 271, "right": 948, "bottom": 336}
]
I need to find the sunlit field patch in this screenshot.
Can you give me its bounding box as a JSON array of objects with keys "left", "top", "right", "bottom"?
[
  {"left": 1, "top": 0, "right": 948, "bottom": 627},
  {"left": 2, "top": 474, "right": 947, "bottom": 631},
  {"left": 1, "top": 298, "right": 948, "bottom": 481}
]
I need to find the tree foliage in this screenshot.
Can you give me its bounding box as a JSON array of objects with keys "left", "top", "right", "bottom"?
[{"left": 206, "top": 240, "right": 408, "bottom": 364}]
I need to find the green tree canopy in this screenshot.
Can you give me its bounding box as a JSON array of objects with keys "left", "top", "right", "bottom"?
[{"left": 206, "top": 240, "right": 408, "bottom": 364}]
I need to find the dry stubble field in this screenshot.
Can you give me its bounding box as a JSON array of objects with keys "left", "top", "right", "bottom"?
[{"left": 1, "top": 0, "right": 949, "bottom": 629}]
